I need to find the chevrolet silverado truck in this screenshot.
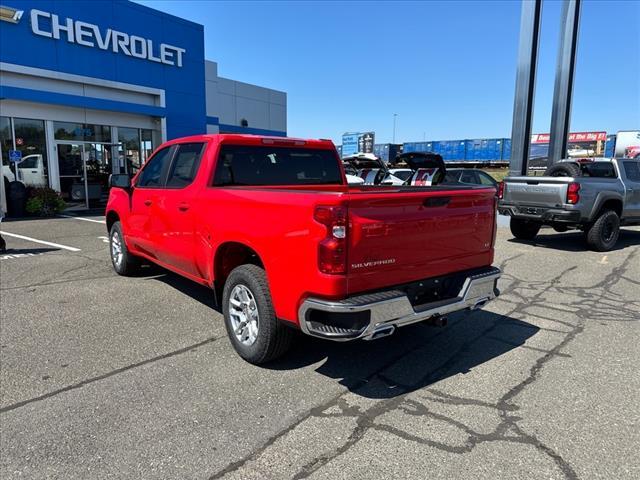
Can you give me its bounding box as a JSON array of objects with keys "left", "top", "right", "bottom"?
[
  {"left": 106, "top": 134, "right": 501, "bottom": 364},
  {"left": 498, "top": 158, "right": 640, "bottom": 251}
]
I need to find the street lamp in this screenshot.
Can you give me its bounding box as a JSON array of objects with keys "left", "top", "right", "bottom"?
[{"left": 392, "top": 114, "right": 398, "bottom": 144}]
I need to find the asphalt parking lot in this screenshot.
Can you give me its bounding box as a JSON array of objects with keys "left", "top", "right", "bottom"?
[{"left": 1, "top": 215, "right": 638, "bottom": 479}]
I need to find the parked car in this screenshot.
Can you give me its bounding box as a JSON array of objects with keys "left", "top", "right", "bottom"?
[
  {"left": 498, "top": 158, "right": 640, "bottom": 251},
  {"left": 387, "top": 168, "right": 413, "bottom": 183},
  {"left": 106, "top": 134, "right": 501, "bottom": 364},
  {"left": 442, "top": 168, "right": 498, "bottom": 187},
  {"left": 342, "top": 153, "right": 406, "bottom": 185}
]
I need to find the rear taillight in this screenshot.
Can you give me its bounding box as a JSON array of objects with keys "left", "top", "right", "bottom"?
[
  {"left": 314, "top": 205, "right": 347, "bottom": 274},
  {"left": 497, "top": 181, "right": 505, "bottom": 199},
  {"left": 567, "top": 182, "right": 580, "bottom": 204}
]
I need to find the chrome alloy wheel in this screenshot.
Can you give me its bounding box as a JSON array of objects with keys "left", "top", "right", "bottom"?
[
  {"left": 228, "top": 284, "right": 259, "bottom": 346},
  {"left": 110, "top": 230, "right": 123, "bottom": 268}
]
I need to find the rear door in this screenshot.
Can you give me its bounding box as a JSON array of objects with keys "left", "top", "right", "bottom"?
[
  {"left": 346, "top": 187, "right": 496, "bottom": 293},
  {"left": 154, "top": 142, "right": 207, "bottom": 276},
  {"left": 621, "top": 160, "right": 640, "bottom": 218}
]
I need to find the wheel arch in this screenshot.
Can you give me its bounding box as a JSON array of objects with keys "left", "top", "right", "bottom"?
[
  {"left": 106, "top": 210, "right": 120, "bottom": 232},
  {"left": 213, "top": 241, "right": 265, "bottom": 300},
  {"left": 590, "top": 194, "right": 623, "bottom": 220}
]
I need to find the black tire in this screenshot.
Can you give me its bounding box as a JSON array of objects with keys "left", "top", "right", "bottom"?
[
  {"left": 222, "top": 264, "right": 293, "bottom": 364},
  {"left": 510, "top": 217, "right": 541, "bottom": 240},
  {"left": 109, "top": 221, "right": 141, "bottom": 276},
  {"left": 544, "top": 162, "right": 581, "bottom": 177},
  {"left": 585, "top": 209, "right": 620, "bottom": 252}
]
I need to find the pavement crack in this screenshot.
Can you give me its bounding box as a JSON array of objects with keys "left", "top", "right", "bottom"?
[{"left": 0, "top": 336, "right": 222, "bottom": 414}]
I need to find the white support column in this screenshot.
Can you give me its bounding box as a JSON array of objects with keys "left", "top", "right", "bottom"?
[{"left": 45, "top": 120, "right": 60, "bottom": 191}]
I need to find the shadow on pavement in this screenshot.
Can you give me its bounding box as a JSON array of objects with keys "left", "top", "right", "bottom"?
[
  {"left": 508, "top": 228, "right": 640, "bottom": 252},
  {"left": 143, "top": 270, "right": 538, "bottom": 400},
  {"left": 268, "top": 311, "right": 538, "bottom": 399}
]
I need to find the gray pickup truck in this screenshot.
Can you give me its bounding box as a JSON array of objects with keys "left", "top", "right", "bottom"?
[{"left": 498, "top": 158, "right": 640, "bottom": 251}]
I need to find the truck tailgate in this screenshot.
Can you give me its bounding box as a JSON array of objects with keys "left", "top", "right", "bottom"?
[
  {"left": 346, "top": 187, "right": 496, "bottom": 293},
  {"left": 502, "top": 176, "right": 571, "bottom": 206}
]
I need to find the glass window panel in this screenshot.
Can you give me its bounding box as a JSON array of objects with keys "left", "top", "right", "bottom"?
[
  {"left": 1, "top": 117, "right": 13, "bottom": 179},
  {"left": 166, "top": 143, "right": 204, "bottom": 188},
  {"left": 118, "top": 127, "right": 141, "bottom": 174},
  {"left": 13, "top": 118, "right": 48, "bottom": 187},
  {"left": 54, "top": 122, "right": 85, "bottom": 141},
  {"left": 137, "top": 146, "right": 173, "bottom": 187},
  {"left": 53, "top": 122, "right": 110, "bottom": 142},
  {"left": 141, "top": 129, "right": 154, "bottom": 164}
]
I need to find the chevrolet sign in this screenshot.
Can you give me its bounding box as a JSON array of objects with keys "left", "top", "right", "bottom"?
[
  {"left": 0, "top": 5, "right": 23, "bottom": 23},
  {"left": 28, "top": 9, "right": 186, "bottom": 67}
]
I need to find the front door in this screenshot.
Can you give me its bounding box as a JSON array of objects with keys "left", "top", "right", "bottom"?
[{"left": 127, "top": 145, "right": 175, "bottom": 257}]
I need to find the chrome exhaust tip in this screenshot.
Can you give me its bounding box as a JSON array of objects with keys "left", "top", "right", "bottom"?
[{"left": 367, "top": 325, "right": 396, "bottom": 340}]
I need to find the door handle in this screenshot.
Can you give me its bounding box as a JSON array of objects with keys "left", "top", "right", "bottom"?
[
  {"left": 178, "top": 202, "right": 190, "bottom": 212},
  {"left": 423, "top": 197, "right": 451, "bottom": 207},
  {"left": 144, "top": 199, "right": 152, "bottom": 206}
]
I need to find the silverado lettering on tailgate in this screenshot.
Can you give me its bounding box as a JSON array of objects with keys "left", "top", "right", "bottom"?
[{"left": 351, "top": 258, "right": 397, "bottom": 270}]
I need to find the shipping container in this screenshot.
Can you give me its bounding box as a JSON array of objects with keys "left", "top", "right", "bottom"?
[
  {"left": 605, "top": 135, "right": 616, "bottom": 157},
  {"left": 501, "top": 138, "right": 511, "bottom": 161},
  {"left": 372, "top": 143, "right": 402, "bottom": 163}
]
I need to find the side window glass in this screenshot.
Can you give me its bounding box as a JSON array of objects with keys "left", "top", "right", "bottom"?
[
  {"left": 460, "top": 171, "right": 476, "bottom": 184},
  {"left": 137, "top": 147, "right": 173, "bottom": 187},
  {"left": 478, "top": 172, "right": 495, "bottom": 185},
  {"left": 623, "top": 161, "right": 640, "bottom": 182},
  {"left": 166, "top": 143, "right": 205, "bottom": 188}
]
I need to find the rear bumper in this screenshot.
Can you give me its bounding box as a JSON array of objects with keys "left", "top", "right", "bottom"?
[
  {"left": 298, "top": 267, "right": 501, "bottom": 341},
  {"left": 498, "top": 204, "right": 581, "bottom": 223}
]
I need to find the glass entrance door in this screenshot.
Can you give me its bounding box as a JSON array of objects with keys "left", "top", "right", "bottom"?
[
  {"left": 85, "top": 143, "right": 113, "bottom": 205},
  {"left": 57, "top": 142, "right": 114, "bottom": 209},
  {"left": 57, "top": 143, "right": 88, "bottom": 209}
]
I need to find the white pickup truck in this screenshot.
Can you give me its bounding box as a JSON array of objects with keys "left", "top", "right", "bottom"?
[{"left": 2, "top": 154, "right": 47, "bottom": 186}]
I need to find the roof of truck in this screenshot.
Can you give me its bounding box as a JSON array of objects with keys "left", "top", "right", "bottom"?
[{"left": 161, "top": 133, "right": 336, "bottom": 149}]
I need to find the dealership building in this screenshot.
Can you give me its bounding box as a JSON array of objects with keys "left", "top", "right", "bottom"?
[{"left": 0, "top": 0, "right": 287, "bottom": 208}]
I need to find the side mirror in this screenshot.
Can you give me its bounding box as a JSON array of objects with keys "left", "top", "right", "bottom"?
[{"left": 109, "top": 174, "right": 131, "bottom": 189}]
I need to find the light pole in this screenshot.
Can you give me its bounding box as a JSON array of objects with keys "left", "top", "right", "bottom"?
[{"left": 392, "top": 113, "right": 398, "bottom": 144}]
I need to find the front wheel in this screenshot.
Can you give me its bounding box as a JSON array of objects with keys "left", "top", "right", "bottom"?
[
  {"left": 585, "top": 210, "right": 620, "bottom": 252},
  {"left": 510, "top": 218, "right": 541, "bottom": 240},
  {"left": 222, "top": 264, "right": 293, "bottom": 364},
  {"left": 109, "top": 221, "right": 140, "bottom": 276}
]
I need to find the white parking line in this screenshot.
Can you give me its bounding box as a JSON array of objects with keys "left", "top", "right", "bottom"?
[
  {"left": 58, "top": 214, "right": 106, "bottom": 224},
  {"left": 0, "top": 231, "right": 81, "bottom": 252}
]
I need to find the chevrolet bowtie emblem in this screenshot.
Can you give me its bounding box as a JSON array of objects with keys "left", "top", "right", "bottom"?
[{"left": 0, "top": 5, "right": 23, "bottom": 23}]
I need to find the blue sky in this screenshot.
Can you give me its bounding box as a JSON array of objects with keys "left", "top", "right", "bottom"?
[{"left": 139, "top": 0, "right": 639, "bottom": 144}]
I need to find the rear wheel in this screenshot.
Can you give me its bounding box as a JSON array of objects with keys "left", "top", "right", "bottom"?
[
  {"left": 585, "top": 209, "right": 620, "bottom": 252},
  {"left": 109, "top": 221, "right": 140, "bottom": 276},
  {"left": 222, "top": 264, "right": 293, "bottom": 364},
  {"left": 510, "top": 218, "right": 541, "bottom": 240}
]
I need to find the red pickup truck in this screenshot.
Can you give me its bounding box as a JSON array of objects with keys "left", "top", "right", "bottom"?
[{"left": 106, "top": 134, "right": 500, "bottom": 364}]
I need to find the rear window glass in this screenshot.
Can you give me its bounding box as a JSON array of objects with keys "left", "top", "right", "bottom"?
[
  {"left": 213, "top": 145, "right": 342, "bottom": 186},
  {"left": 581, "top": 162, "right": 616, "bottom": 178}
]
